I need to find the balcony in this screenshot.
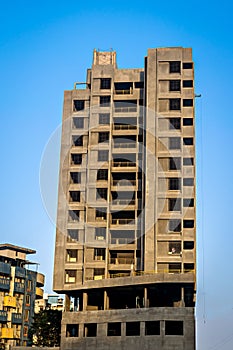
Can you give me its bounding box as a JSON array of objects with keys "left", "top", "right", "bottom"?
[
  {"left": 36, "top": 287, "right": 44, "bottom": 299},
  {"left": 114, "top": 106, "right": 137, "bottom": 113},
  {"left": 109, "top": 258, "right": 134, "bottom": 265},
  {"left": 14, "top": 282, "right": 25, "bottom": 294},
  {"left": 12, "top": 313, "right": 22, "bottom": 324},
  {"left": 3, "top": 296, "right": 16, "bottom": 308},
  {"left": 114, "top": 82, "right": 133, "bottom": 95},
  {"left": 1, "top": 328, "right": 14, "bottom": 339},
  {"left": 0, "top": 311, "right": 7, "bottom": 322},
  {"left": 111, "top": 218, "right": 135, "bottom": 225},
  {"left": 0, "top": 277, "right": 10, "bottom": 291},
  {"left": 112, "top": 161, "right": 136, "bottom": 168},
  {"left": 113, "top": 124, "right": 137, "bottom": 130},
  {"left": 15, "top": 281, "right": 26, "bottom": 294},
  {"left": 114, "top": 100, "right": 137, "bottom": 113},
  {"left": 111, "top": 199, "right": 135, "bottom": 206},
  {"left": 15, "top": 266, "right": 26, "bottom": 278},
  {"left": 0, "top": 262, "right": 10, "bottom": 275},
  {"left": 36, "top": 272, "right": 45, "bottom": 287},
  {"left": 113, "top": 142, "right": 136, "bottom": 149},
  {"left": 110, "top": 237, "right": 135, "bottom": 245},
  {"left": 112, "top": 179, "right": 136, "bottom": 187}
]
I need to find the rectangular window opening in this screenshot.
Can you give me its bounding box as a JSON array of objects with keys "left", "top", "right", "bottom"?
[
  {"left": 95, "top": 228, "right": 106, "bottom": 240},
  {"left": 183, "top": 80, "right": 193, "bottom": 88},
  {"left": 100, "top": 96, "right": 111, "bottom": 107},
  {"left": 169, "top": 80, "right": 181, "bottom": 91},
  {"left": 169, "top": 61, "right": 181, "bottom": 73},
  {"left": 70, "top": 172, "right": 81, "bottom": 184},
  {"left": 169, "top": 178, "right": 181, "bottom": 191},
  {"left": 73, "top": 117, "right": 84, "bottom": 129},
  {"left": 183, "top": 220, "right": 194, "bottom": 228},
  {"left": 183, "top": 118, "right": 193, "bottom": 126},
  {"left": 126, "top": 322, "right": 140, "bottom": 336},
  {"left": 169, "top": 219, "right": 181, "bottom": 233},
  {"left": 183, "top": 198, "right": 194, "bottom": 207},
  {"left": 165, "top": 321, "right": 183, "bottom": 335},
  {"left": 169, "top": 98, "right": 181, "bottom": 110},
  {"left": 99, "top": 113, "right": 110, "bottom": 125},
  {"left": 145, "top": 321, "right": 160, "bottom": 336},
  {"left": 183, "top": 62, "right": 193, "bottom": 69},
  {"left": 98, "top": 150, "right": 109, "bottom": 161},
  {"left": 169, "top": 157, "right": 181, "bottom": 170},
  {"left": 100, "top": 78, "right": 111, "bottom": 89},
  {"left": 183, "top": 178, "right": 194, "bottom": 186},
  {"left": 169, "top": 118, "right": 181, "bottom": 130},
  {"left": 169, "top": 198, "right": 181, "bottom": 211},
  {"left": 73, "top": 100, "right": 85, "bottom": 112},
  {"left": 107, "top": 322, "right": 121, "bottom": 336},
  {"left": 183, "top": 99, "right": 193, "bottom": 107},
  {"left": 66, "top": 324, "right": 79, "bottom": 337}
]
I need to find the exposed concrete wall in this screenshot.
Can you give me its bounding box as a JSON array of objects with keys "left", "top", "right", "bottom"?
[{"left": 61, "top": 307, "right": 195, "bottom": 350}]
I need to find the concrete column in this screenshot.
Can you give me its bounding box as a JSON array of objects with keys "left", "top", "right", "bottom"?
[
  {"left": 104, "top": 290, "right": 109, "bottom": 310},
  {"left": 79, "top": 324, "right": 84, "bottom": 338},
  {"left": 181, "top": 287, "right": 185, "bottom": 306},
  {"left": 140, "top": 321, "right": 145, "bottom": 336},
  {"left": 121, "top": 322, "right": 126, "bottom": 337},
  {"left": 83, "top": 292, "right": 88, "bottom": 311},
  {"left": 98, "top": 323, "right": 107, "bottom": 337},
  {"left": 65, "top": 295, "right": 70, "bottom": 312},
  {"left": 144, "top": 287, "right": 149, "bottom": 308}
]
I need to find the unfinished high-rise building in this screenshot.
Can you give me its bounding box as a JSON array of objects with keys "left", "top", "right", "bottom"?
[{"left": 53, "top": 47, "right": 196, "bottom": 350}]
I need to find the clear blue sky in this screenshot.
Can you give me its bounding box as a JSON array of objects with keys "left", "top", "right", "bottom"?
[{"left": 1, "top": 1, "right": 233, "bottom": 349}]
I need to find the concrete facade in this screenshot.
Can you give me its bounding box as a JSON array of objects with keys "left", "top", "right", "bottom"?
[
  {"left": 53, "top": 48, "right": 196, "bottom": 349},
  {"left": 0, "top": 244, "right": 44, "bottom": 349}
]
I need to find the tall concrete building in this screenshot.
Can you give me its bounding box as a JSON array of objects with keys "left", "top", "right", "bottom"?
[
  {"left": 0, "top": 244, "right": 44, "bottom": 349},
  {"left": 53, "top": 47, "right": 196, "bottom": 350}
]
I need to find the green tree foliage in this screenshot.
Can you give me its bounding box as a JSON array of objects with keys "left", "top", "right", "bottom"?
[{"left": 28, "top": 309, "right": 62, "bottom": 346}]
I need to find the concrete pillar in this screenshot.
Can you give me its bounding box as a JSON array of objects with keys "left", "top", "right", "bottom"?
[
  {"left": 140, "top": 321, "right": 145, "bottom": 336},
  {"left": 83, "top": 292, "right": 88, "bottom": 311},
  {"left": 79, "top": 324, "right": 84, "bottom": 338},
  {"left": 144, "top": 287, "right": 149, "bottom": 308},
  {"left": 104, "top": 290, "right": 109, "bottom": 310},
  {"left": 181, "top": 287, "right": 185, "bottom": 306},
  {"left": 121, "top": 322, "right": 126, "bottom": 337},
  {"left": 98, "top": 323, "right": 107, "bottom": 337},
  {"left": 65, "top": 295, "right": 70, "bottom": 312}
]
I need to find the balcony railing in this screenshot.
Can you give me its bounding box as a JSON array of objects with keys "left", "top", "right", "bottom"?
[
  {"left": 112, "top": 180, "right": 136, "bottom": 186},
  {"left": 111, "top": 218, "right": 135, "bottom": 225},
  {"left": 114, "top": 89, "right": 133, "bottom": 95},
  {"left": 113, "top": 124, "right": 137, "bottom": 130},
  {"left": 111, "top": 238, "right": 135, "bottom": 245},
  {"left": 114, "top": 106, "right": 137, "bottom": 113},
  {"left": 112, "top": 161, "right": 136, "bottom": 167},
  {"left": 15, "top": 266, "right": 26, "bottom": 278},
  {"left": 14, "top": 282, "right": 25, "bottom": 294},
  {"left": 113, "top": 143, "right": 136, "bottom": 149},
  {"left": 1, "top": 328, "right": 14, "bottom": 339},
  {"left": 111, "top": 199, "right": 135, "bottom": 206},
  {"left": 109, "top": 258, "right": 134, "bottom": 265},
  {"left": 0, "top": 278, "right": 10, "bottom": 291},
  {"left": 0, "top": 311, "right": 7, "bottom": 322},
  {"left": 0, "top": 262, "right": 11, "bottom": 275},
  {"left": 12, "top": 313, "right": 22, "bottom": 324},
  {"left": 95, "top": 216, "right": 107, "bottom": 222}
]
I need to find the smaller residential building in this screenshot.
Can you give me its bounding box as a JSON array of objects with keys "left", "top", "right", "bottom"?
[
  {"left": 0, "top": 244, "right": 45, "bottom": 349},
  {"left": 35, "top": 293, "right": 65, "bottom": 313}
]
